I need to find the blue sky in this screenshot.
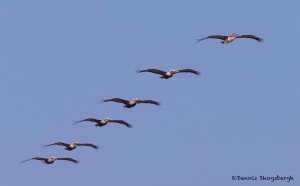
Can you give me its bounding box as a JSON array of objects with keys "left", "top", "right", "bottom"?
[{"left": 1, "top": 1, "right": 299, "bottom": 186}]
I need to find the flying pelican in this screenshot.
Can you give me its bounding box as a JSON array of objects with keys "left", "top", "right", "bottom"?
[
  {"left": 196, "top": 33, "right": 263, "bottom": 44},
  {"left": 20, "top": 156, "right": 79, "bottom": 164},
  {"left": 102, "top": 98, "right": 160, "bottom": 108},
  {"left": 74, "top": 117, "right": 132, "bottom": 128},
  {"left": 136, "top": 68, "right": 200, "bottom": 79},
  {"left": 44, "top": 141, "right": 99, "bottom": 151}
]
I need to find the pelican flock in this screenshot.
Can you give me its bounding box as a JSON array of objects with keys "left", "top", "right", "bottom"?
[{"left": 21, "top": 32, "right": 263, "bottom": 165}]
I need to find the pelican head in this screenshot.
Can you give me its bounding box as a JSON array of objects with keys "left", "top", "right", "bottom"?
[
  {"left": 74, "top": 141, "right": 80, "bottom": 145},
  {"left": 231, "top": 33, "right": 240, "bottom": 37},
  {"left": 133, "top": 98, "right": 141, "bottom": 102},
  {"left": 104, "top": 117, "right": 112, "bottom": 121},
  {"left": 169, "top": 69, "right": 179, "bottom": 74},
  {"left": 50, "top": 156, "right": 57, "bottom": 160}
]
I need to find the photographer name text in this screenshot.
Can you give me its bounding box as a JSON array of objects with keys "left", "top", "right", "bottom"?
[{"left": 232, "top": 175, "right": 293, "bottom": 182}]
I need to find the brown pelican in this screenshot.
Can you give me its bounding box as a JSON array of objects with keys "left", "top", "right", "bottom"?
[
  {"left": 102, "top": 98, "right": 160, "bottom": 108},
  {"left": 196, "top": 33, "right": 263, "bottom": 44},
  {"left": 44, "top": 141, "right": 99, "bottom": 151},
  {"left": 20, "top": 156, "right": 79, "bottom": 164},
  {"left": 137, "top": 68, "right": 200, "bottom": 79},
  {"left": 74, "top": 117, "right": 132, "bottom": 128}
]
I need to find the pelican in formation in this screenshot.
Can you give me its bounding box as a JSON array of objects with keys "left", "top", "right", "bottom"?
[
  {"left": 44, "top": 141, "right": 99, "bottom": 151},
  {"left": 75, "top": 117, "right": 133, "bottom": 128},
  {"left": 137, "top": 68, "right": 200, "bottom": 79},
  {"left": 102, "top": 98, "right": 160, "bottom": 108},
  {"left": 20, "top": 156, "right": 79, "bottom": 164},
  {"left": 196, "top": 33, "right": 263, "bottom": 44}
]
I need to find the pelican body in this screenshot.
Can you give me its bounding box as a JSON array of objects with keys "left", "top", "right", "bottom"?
[
  {"left": 223, "top": 35, "right": 238, "bottom": 44},
  {"left": 127, "top": 98, "right": 139, "bottom": 108},
  {"left": 44, "top": 157, "right": 56, "bottom": 164}
]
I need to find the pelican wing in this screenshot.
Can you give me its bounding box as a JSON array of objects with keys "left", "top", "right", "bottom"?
[
  {"left": 136, "top": 69, "right": 166, "bottom": 76},
  {"left": 20, "top": 157, "right": 47, "bottom": 163},
  {"left": 44, "top": 142, "right": 70, "bottom": 148},
  {"left": 196, "top": 35, "right": 227, "bottom": 43},
  {"left": 237, "top": 35, "right": 263, "bottom": 42},
  {"left": 137, "top": 99, "right": 160, "bottom": 106},
  {"left": 102, "top": 98, "right": 129, "bottom": 104},
  {"left": 177, "top": 69, "right": 201, "bottom": 75},
  {"left": 74, "top": 118, "right": 101, "bottom": 125},
  {"left": 56, "top": 157, "right": 79, "bottom": 164},
  {"left": 110, "top": 120, "right": 133, "bottom": 128},
  {"left": 77, "top": 143, "right": 99, "bottom": 149}
]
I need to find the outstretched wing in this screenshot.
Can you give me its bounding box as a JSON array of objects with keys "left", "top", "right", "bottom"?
[
  {"left": 177, "top": 69, "right": 201, "bottom": 75},
  {"left": 20, "top": 157, "right": 47, "bottom": 164},
  {"left": 137, "top": 99, "right": 160, "bottom": 106},
  {"left": 110, "top": 120, "right": 133, "bottom": 128},
  {"left": 56, "top": 157, "right": 79, "bottom": 164},
  {"left": 74, "top": 118, "right": 101, "bottom": 125},
  {"left": 102, "top": 98, "right": 129, "bottom": 104},
  {"left": 196, "top": 35, "right": 227, "bottom": 43},
  {"left": 136, "top": 69, "right": 166, "bottom": 76},
  {"left": 77, "top": 143, "right": 99, "bottom": 149},
  {"left": 44, "top": 142, "right": 70, "bottom": 148},
  {"left": 237, "top": 35, "right": 263, "bottom": 42}
]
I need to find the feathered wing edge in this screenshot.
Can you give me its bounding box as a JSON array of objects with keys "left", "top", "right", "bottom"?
[
  {"left": 137, "top": 99, "right": 160, "bottom": 106},
  {"left": 101, "top": 98, "right": 130, "bottom": 104},
  {"left": 110, "top": 120, "right": 133, "bottom": 128},
  {"left": 77, "top": 143, "right": 99, "bottom": 149},
  {"left": 74, "top": 118, "right": 102, "bottom": 125},
  {"left": 44, "top": 142, "right": 70, "bottom": 148},
  {"left": 237, "top": 35, "right": 263, "bottom": 42},
  {"left": 177, "top": 69, "right": 201, "bottom": 75},
  {"left": 56, "top": 158, "right": 79, "bottom": 164},
  {"left": 20, "top": 157, "right": 47, "bottom": 164},
  {"left": 136, "top": 69, "right": 167, "bottom": 76},
  {"left": 196, "top": 35, "right": 227, "bottom": 43}
]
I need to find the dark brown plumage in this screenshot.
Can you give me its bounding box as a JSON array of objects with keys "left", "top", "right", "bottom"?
[
  {"left": 177, "top": 69, "right": 200, "bottom": 75},
  {"left": 137, "top": 69, "right": 167, "bottom": 76},
  {"left": 196, "top": 35, "right": 227, "bottom": 43},
  {"left": 20, "top": 157, "right": 48, "bottom": 164},
  {"left": 102, "top": 98, "right": 129, "bottom": 105},
  {"left": 136, "top": 99, "right": 161, "bottom": 105},
  {"left": 236, "top": 34, "right": 263, "bottom": 42},
  {"left": 74, "top": 118, "right": 103, "bottom": 125},
  {"left": 109, "top": 119, "right": 133, "bottom": 128},
  {"left": 56, "top": 157, "right": 79, "bottom": 164},
  {"left": 76, "top": 143, "right": 99, "bottom": 149},
  {"left": 45, "top": 142, "right": 69, "bottom": 148}
]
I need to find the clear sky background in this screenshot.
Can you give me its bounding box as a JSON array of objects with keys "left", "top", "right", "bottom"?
[{"left": 0, "top": 1, "right": 299, "bottom": 186}]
